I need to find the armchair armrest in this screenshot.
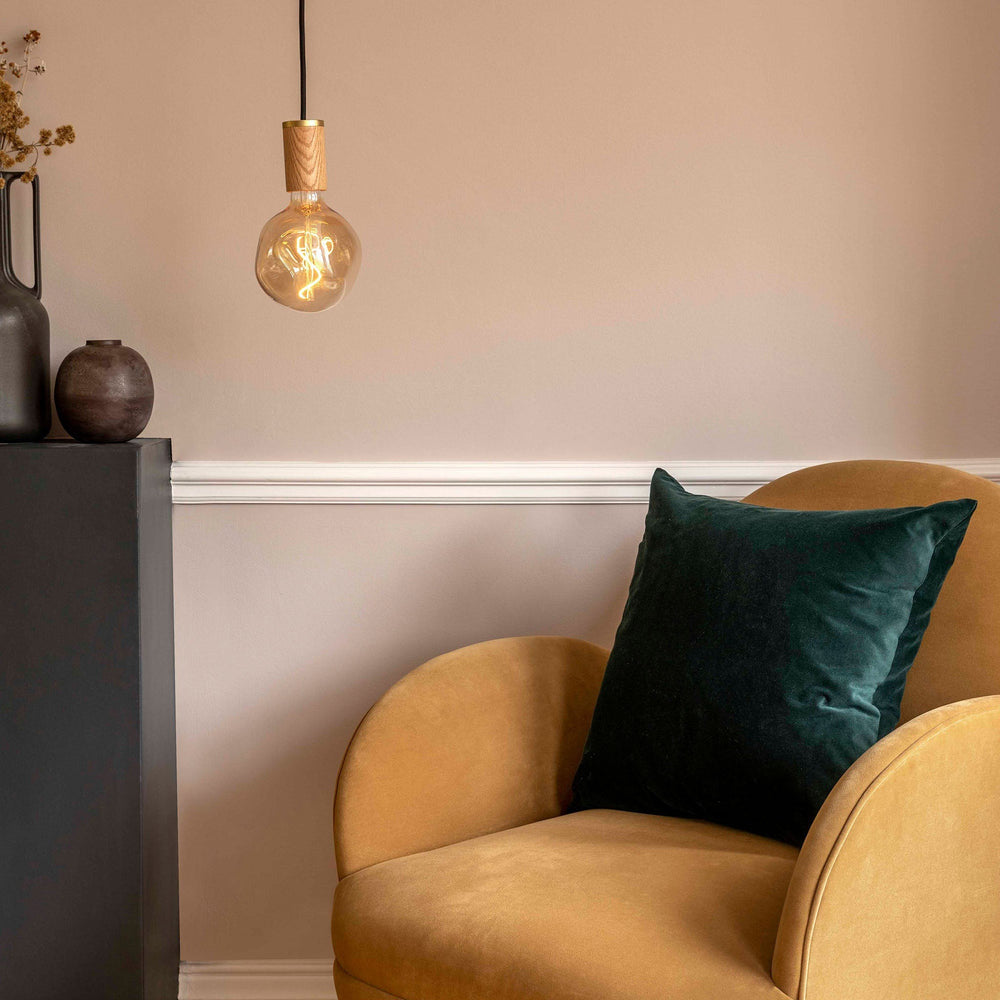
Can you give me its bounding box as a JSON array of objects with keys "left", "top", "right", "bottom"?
[
  {"left": 772, "top": 695, "right": 1000, "bottom": 1000},
  {"left": 333, "top": 636, "right": 608, "bottom": 878}
]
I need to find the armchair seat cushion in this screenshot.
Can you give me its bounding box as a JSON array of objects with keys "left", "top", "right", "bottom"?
[{"left": 333, "top": 809, "right": 797, "bottom": 1000}]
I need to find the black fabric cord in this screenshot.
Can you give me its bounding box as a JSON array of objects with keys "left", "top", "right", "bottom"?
[{"left": 299, "top": 0, "right": 307, "bottom": 119}]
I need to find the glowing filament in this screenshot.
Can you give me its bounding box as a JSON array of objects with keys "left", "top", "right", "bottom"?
[{"left": 273, "top": 229, "right": 340, "bottom": 301}]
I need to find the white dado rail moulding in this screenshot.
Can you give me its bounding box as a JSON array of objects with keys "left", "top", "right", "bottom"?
[{"left": 170, "top": 459, "right": 1000, "bottom": 506}]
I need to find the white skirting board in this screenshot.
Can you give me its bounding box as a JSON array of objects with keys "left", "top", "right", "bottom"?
[
  {"left": 178, "top": 961, "right": 336, "bottom": 1000},
  {"left": 170, "top": 459, "right": 1000, "bottom": 506}
]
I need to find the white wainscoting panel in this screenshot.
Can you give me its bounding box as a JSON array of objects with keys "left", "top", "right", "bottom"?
[
  {"left": 178, "top": 961, "right": 336, "bottom": 1000},
  {"left": 170, "top": 459, "right": 1000, "bottom": 505}
]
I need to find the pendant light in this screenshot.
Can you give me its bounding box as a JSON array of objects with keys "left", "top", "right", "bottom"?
[{"left": 255, "top": 0, "right": 361, "bottom": 312}]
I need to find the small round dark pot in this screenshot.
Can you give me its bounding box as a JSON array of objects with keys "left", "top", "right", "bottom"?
[{"left": 54, "top": 340, "right": 154, "bottom": 443}]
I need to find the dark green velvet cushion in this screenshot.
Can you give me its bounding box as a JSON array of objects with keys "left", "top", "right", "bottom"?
[{"left": 571, "top": 470, "right": 976, "bottom": 845}]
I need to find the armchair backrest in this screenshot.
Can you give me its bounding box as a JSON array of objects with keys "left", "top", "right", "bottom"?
[{"left": 744, "top": 460, "right": 1000, "bottom": 725}]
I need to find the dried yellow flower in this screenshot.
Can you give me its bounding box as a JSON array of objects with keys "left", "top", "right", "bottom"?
[{"left": 0, "top": 30, "right": 74, "bottom": 183}]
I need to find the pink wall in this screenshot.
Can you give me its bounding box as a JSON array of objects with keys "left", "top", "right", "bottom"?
[
  {"left": 17, "top": 0, "right": 1000, "bottom": 462},
  {"left": 7, "top": 0, "right": 1000, "bottom": 960}
]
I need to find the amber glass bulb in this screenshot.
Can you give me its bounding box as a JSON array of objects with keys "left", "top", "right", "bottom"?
[{"left": 255, "top": 191, "right": 361, "bottom": 312}]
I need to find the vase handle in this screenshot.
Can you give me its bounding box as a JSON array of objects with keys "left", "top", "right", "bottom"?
[{"left": 0, "top": 171, "right": 42, "bottom": 300}]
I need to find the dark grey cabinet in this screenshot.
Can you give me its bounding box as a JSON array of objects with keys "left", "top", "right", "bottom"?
[{"left": 0, "top": 439, "right": 179, "bottom": 1000}]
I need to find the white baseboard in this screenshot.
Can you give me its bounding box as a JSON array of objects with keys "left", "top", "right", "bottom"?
[
  {"left": 170, "top": 458, "right": 1000, "bottom": 506},
  {"left": 178, "top": 961, "right": 335, "bottom": 999}
]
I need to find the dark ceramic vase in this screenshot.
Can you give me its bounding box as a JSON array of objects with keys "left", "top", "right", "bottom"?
[
  {"left": 0, "top": 172, "right": 51, "bottom": 441},
  {"left": 55, "top": 340, "right": 154, "bottom": 443}
]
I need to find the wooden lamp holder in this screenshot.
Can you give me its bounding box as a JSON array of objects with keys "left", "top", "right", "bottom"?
[{"left": 282, "top": 119, "right": 327, "bottom": 192}]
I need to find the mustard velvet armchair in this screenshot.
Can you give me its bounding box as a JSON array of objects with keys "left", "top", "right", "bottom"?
[{"left": 332, "top": 461, "right": 1000, "bottom": 1000}]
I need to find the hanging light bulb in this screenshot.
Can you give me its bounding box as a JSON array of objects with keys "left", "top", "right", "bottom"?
[
  {"left": 255, "top": 2, "right": 360, "bottom": 312},
  {"left": 256, "top": 120, "right": 360, "bottom": 311}
]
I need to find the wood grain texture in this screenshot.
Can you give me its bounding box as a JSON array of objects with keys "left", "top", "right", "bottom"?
[{"left": 283, "top": 123, "right": 327, "bottom": 192}]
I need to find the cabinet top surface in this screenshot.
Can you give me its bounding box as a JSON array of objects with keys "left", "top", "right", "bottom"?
[{"left": 0, "top": 438, "right": 170, "bottom": 451}]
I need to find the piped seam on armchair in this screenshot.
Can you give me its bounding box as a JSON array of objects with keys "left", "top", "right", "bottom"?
[{"left": 335, "top": 961, "right": 411, "bottom": 1000}]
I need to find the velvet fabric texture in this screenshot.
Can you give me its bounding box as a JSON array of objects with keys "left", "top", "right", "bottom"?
[
  {"left": 571, "top": 470, "right": 976, "bottom": 845},
  {"left": 334, "top": 810, "right": 797, "bottom": 1000}
]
